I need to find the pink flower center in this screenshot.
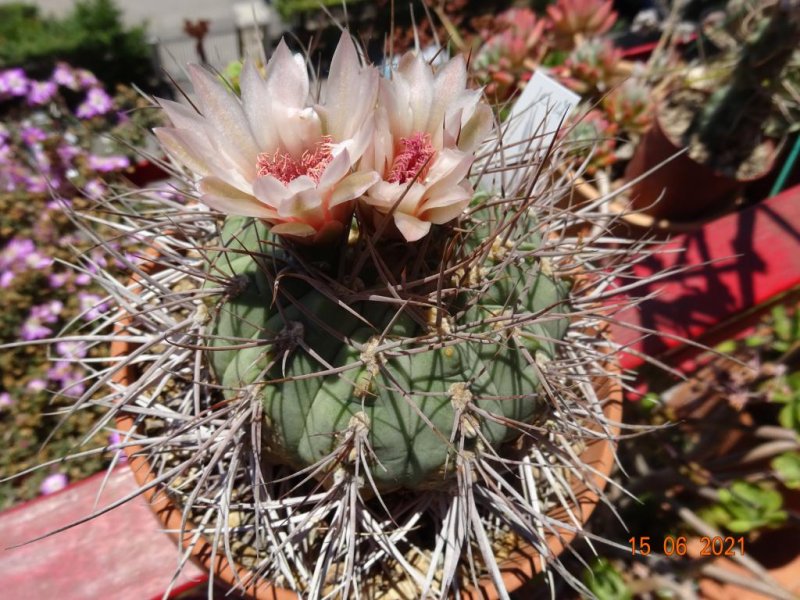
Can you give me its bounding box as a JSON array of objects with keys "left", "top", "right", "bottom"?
[
  {"left": 388, "top": 132, "right": 435, "bottom": 184},
  {"left": 256, "top": 136, "right": 334, "bottom": 185}
]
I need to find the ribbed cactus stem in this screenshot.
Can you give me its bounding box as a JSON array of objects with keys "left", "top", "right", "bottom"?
[
  {"left": 692, "top": 0, "right": 800, "bottom": 171},
  {"left": 209, "top": 214, "right": 571, "bottom": 490}
]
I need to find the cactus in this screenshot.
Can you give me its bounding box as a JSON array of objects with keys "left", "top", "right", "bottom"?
[
  {"left": 687, "top": 0, "right": 800, "bottom": 173},
  {"left": 209, "top": 213, "right": 569, "bottom": 489},
  {"left": 12, "top": 29, "right": 686, "bottom": 600}
]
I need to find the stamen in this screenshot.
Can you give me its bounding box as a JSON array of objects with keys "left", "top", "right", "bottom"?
[
  {"left": 387, "top": 132, "right": 435, "bottom": 184},
  {"left": 256, "top": 136, "right": 334, "bottom": 184}
]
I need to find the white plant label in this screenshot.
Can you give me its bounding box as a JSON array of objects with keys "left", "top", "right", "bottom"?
[{"left": 482, "top": 69, "right": 580, "bottom": 192}]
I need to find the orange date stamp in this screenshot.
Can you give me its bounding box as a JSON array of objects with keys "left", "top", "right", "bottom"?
[{"left": 629, "top": 536, "right": 745, "bottom": 557}]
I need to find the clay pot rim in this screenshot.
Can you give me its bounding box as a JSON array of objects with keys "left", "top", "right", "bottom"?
[{"left": 110, "top": 273, "right": 623, "bottom": 600}]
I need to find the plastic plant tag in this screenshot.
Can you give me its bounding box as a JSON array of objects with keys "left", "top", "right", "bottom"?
[{"left": 482, "top": 70, "right": 580, "bottom": 193}]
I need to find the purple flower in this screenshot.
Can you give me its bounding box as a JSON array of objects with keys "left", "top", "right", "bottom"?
[
  {"left": 0, "top": 238, "right": 51, "bottom": 276},
  {"left": 75, "top": 69, "right": 98, "bottom": 89},
  {"left": 76, "top": 88, "right": 113, "bottom": 119},
  {"left": 47, "top": 361, "right": 86, "bottom": 397},
  {"left": 52, "top": 63, "right": 77, "bottom": 90},
  {"left": 84, "top": 179, "right": 106, "bottom": 199},
  {"left": 57, "top": 144, "right": 83, "bottom": 165},
  {"left": 77, "top": 292, "right": 108, "bottom": 321},
  {"left": 48, "top": 272, "right": 70, "bottom": 288},
  {"left": 88, "top": 154, "right": 130, "bottom": 173},
  {"left": 74, "top": 272, "right": 92, "bottom": 286},
  {"left": 0, "top": 143, "right": 11, "bottom": 165},
  {"left": 20, "top": 126, "right": 47, "bottom": 146},
  {"left": 108, "top": 431, "right": 128, "bottom": 462},
  {"left": 0, "top": 68, "right": 28, "bottom": 96},
  {"left": 21, "top": 300, "right": 63, "bottom": 340},
  {"left": 0, "top": 392, "right": 12, "bottom": 407},
  {"left": 40, "top": 473, "right": 68, "bottom": 496},
  {"left": 27, "top": 379, "right": 47, "bottom": 392},
  {"left": 27, "top": 80, "right": 57, "bottom": 105},
  {"left": 55, "top": 340, "right": 88, "bottom": 359}
]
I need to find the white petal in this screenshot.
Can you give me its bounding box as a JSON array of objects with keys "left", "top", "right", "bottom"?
[
  {"left": 156, "top": 98, "right": 206, "bottom": 131},
  {"left": 331, "top": 171, "right": 379, "bottom": 207},
  {"left": 240, "top": 60, "right": 278, "bottom": 150},
  {"left": 394, "top": 212, "right": 431, "bottom": 242},
  {"left": 398, "top": 52, "right": 434, "bottom": 135},
  {"left": 154, "top": 127, "right": 214, "bottom": 178},
  {"left": 253, "top": 174, "right": 290, "bottom": 208},
  {"left": 277, "top": 187, "right": 322, "bottom": 219},
  {"left": 277, "top": 106, "right": 323, "bottom": 158},
  {"left": 271, "top": 222, "right": 316, "bottom": 237},
  {"left": 263, "top": 39, "right": 309, "bottom": 108},
  {"left": 427, "top": 55, "right": 468, "bottom": 140},
  {"left": 199, "top": 177, "right": 278, "bottom": 219},
  {"left": 323, "top": 32, "right": 379, "bottom": 141},
  {"left": 287, "top": 175, "right": 317, "bottom": 195},
  {"left": 317, "top": 148, "right": 351, "bottom": 190},
  {"left": 420, "top": 183, "right": 471, "bottom": 214},
  {"left": 362, "top": 180, "right": 404, "bottom": 209},
  {"left": 424, "top": 149, "right": 473, "bottom": 188},
  {"left": 458, "top": 103, "right": 494, "bottom": 153},
  {"left": 188, "top": 64, "right": 259, "bottom": 179}
]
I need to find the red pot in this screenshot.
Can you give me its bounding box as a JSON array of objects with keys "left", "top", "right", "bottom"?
[{"left": 624, "top": 111, "right": 777, "bottom": 223}]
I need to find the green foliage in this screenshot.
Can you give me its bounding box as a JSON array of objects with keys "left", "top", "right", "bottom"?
[
  {"left": 0, "top": 0, "right": 157, "bottom": 90},
  {"left": 582, "top": 558, "right": 631, "bottom": 600},
  {"left": 772, "top": 372, "right": 800, "bottom": 434},
  {"left": 772, "top": 452, "right": 800, "bottom": 489},
  {"left": 770, "top": 304, "right": 800, "bottom": 353},
  {"left": 209, "top": 216, "right": 570, "bottom": 489},
  {"left": 275, "top": 0, "right": 367, "bottom": 20},
  {"left": 701, "top": 481, "right": 788, "bottom": 533}
]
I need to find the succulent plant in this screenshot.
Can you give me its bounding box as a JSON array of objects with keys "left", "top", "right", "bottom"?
[
  {"left": 10, "top": 30, "right": 681, "bottom": 600},
  {"left": 684, "top": 0, "right": 800, "bottom": 173},
  {"left": 558, "top": 37, "right": 623, "bottom": 96},
  {"left": 473, "top": 8, "right": 549, "bottom": 102},
  {"left": 562, "top": 108, "right": 619, "bottom": 175},
  {"left": 602, "top": 77, "right": 654, "bottom": 135},
  {"left": 546, "top": 0, "right": 618, "bottom": 50}
]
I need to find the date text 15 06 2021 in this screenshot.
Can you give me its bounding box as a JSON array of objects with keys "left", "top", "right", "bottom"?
[{"left": 629, "top": 536, "right": 745, "bottom": 556}]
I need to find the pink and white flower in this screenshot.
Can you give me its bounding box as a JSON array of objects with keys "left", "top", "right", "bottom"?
[
  {"left": 360, "top": 51, "right": 493, "bottom": 241},
  {"left": 155, "top": 34, "right": 380, "bottom": 242}
]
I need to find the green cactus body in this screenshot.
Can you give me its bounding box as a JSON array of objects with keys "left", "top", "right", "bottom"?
[{"left": 209, "top": 216, "right": 570, "bottom": 489}]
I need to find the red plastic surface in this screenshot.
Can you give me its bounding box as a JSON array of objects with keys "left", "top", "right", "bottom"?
[
  {"left": 0, "top": 466, "right": 206, "bottom": 600},
  {"left": 611, "top": 184, "right": 800, "bottom": 373}
]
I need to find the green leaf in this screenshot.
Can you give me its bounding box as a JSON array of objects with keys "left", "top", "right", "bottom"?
[
  {"left": 714, "top": 340, "right": 737, "bottom": 354},
  {"left": 773, "top": 452, "right": 800, "bottom": 489},
  {"left": 702, "top": 481, "right": 787, "bottom": 534},
  {"left": 772, "top": 305, "right": 792, "bottom": 342},
  {"left": 582, "top": 558, "right": 631, "bottom": 600},
  {"left": 745, "top": 335, "right": 769, "bottom": 348}
]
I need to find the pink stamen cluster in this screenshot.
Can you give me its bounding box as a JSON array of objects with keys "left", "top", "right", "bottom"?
[
  {"left": 256, "top": 135, "right": 334, "bottom": 184},
  {"left": 388, "top": 132, "right": 435, "bottom": 184}
]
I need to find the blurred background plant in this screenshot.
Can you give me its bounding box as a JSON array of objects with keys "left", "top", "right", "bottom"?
[
  {"left": 0, "top": 0, "right": 160, "bottom": 93},
  {"left": 562, "top": 303, "right": 800, "bottom": 599},
  {"left": 0, "top": 61, "right": 163, "bottom": 506}
]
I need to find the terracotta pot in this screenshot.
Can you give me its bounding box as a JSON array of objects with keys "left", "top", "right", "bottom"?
[
  {"left": 624, "top": 108, "right": 777, "bottom": 223},
  {"left": 111, "top": 281, "right": 622, "bottom": 598}
]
